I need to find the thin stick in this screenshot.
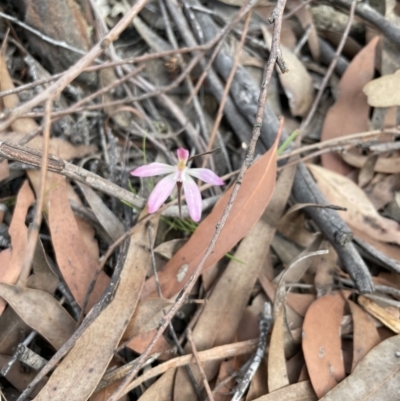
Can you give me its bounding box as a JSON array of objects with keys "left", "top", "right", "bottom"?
[
  {"left": 17, "top": 99, "right": 52, "bottom": 286},
  {"left": 300, "top": 0, "right": 357, "bottom": 132},
  {"left": 201, "top": 10, "right": 252, "bottom": 169},
  {"left": 107, "top": 3, "right": 287, "bottom": 397},
  {"left": 0, "top": 141, "right": 145, "bottom": 209},
  {"left": 187, "top": 329, "right": 215, "bottom": 401}
]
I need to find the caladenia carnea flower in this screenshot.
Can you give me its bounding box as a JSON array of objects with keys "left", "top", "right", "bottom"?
[{"left": 131, "top": 148, "right": 224, "bottom": 222}]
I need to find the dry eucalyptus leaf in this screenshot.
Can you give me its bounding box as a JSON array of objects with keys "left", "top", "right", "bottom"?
[
  {"left": 308, "top": 163, "right": 400, "bottom": 245},
  {"left": 253, "top": 381, "right": 317, "bottom": 401},
  {"left": 319, "top": 334, "right": 400, "bottom": 400},
  {"left": 302, "top": 293, "right": 346, "bottom": 398},
  {"left": 77, "top": 183, "right": 125, "bottom": 243},
  {"left": 0, "top": 283, "right": 77, "bottom": 350},
  {"left": 363, "top": 69, "right": 400, "bottom": 107},
  {"left": 321, "top": 37, "right": 379, "bottom": 175},
  {"left": 348, "top": 300, "right": 380, "bottom": 371},
  {"left": 261, "top": 26, "right": 314, "bottom": 117},
  {"left": 32, "top": 214, "right": 160, "bottom": 401}
]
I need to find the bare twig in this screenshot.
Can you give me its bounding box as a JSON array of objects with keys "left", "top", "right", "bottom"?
[
  {"left": 0, "top": 141, "right": 145, "bottom": 209},
  {"left": 187, "top": 329, "right": 215, "bottom": 401}
]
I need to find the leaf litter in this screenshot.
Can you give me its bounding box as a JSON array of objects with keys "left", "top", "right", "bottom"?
[{"left": 1, "top": 1, "right": 400, "bottom": 400}]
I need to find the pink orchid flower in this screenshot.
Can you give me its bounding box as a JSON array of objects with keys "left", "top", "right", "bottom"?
[{"left": 131, "top": 148, "right": 224, "bottom": 221}]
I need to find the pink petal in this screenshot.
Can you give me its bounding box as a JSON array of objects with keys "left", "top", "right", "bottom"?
[
  {"left": 131, "top": 163, "right": 175, "bottom": 177},
  {"left": 188, "top": 168, "right": 224, "bottom": 185},
  {"left": 177, "top": 148, "right": 189, "bottom": 162},
  {"left": 147, "top": 174, "right": 176, "bottom": 213},
  {"left": 183, "top": 175, "right": 202, "bottom": 222}
]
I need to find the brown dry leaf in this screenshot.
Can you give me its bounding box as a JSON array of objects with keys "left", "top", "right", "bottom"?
[
  {"left": 214, "top": 358, "right": 239, "bottom": 401},
  {"left": 77, "top": 183, "right": 125, "bottom": 243},
  {"left": 348, "top": 300, "right": 380, "bottom": 371},
  {"left": 307, "top": 163, "right": 400, "bottom": 245},
  {"left": 286, "top": 0, "right": 320, "bottom": 60},
  {"left": 0, "top": 45, "right": 39, "bottom": 136},
  {"left": 143, "top": 129, "right": 281, "bottom": 299},
  {"left": 27, "top": 240, "right": 59, "bottom": 295},
  {"left": 0, "top": 283, "right": 76, "bottom": 349},
  {"left": 0, "top": 181, "right": 35, "bottom": 313},
  {"left": 302, "top": 293, "right": 346, "bottom": 398},
  {"left": 134, "top": 369, "right": 175, "bottom": 401},
  {"left": 253, "top": 381, "right": 317, "bottom": 401},
  {"left": 319, "top": 334, "right": 400, "bottom": 400},
  {"left": 124, "top": 328, "right": 171, "bottom": 356},
  {"left": 358, "top": 295, "right": 400, "bottom": 333},
  {"left": 261, "top": 26, "right": 314, "bottom": 117},
  {"left": 32, "top": 214, "right": 159, "bottom": 401},
  {"left": 342, "top": 151, "right": 400, "bottom": 174},
  {"left": 363, "top": 69, "right": 400, "bottom": 107},
  {"left": 123, "top": 298, "right": 171, "bottom": 340},
  {"left": 29, "top": 172, "right": 108, "bottom": 307},
  {"left": 321, "top": 37, "right": 379, "bottom": 175},
  {"left": 21, "top": 0, "right": 95, "bottom": 84}
]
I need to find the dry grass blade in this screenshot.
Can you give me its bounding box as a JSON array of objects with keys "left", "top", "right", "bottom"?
[{"left": 32, "top": 214, "right": 159, "bottom": 401}]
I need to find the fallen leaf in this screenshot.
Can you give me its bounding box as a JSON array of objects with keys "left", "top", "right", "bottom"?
[
  {"left": 27, "top": 240, "right": 59, "bottom": 295},
  {"left": 32, "top": 214, "right": 160, "bottom": 401},
  {"left": 268, "top": 306, "right": 289, "bottom": 392},
  {"left": 321, "top": 37, "right": 379, "bottom": 175},
  {"left": 0, "top": 181, "right": 35, "bottom": 313},
  {"left": 307, "top": 163, "right": 400, "bottom": 245},
  {"left": 319, "top": 334, "right": 400, "bottom": 400},
  {"left": 302, "top": 293, "right": 346, "bottom": 398},
  {"left": 348, "top": 300, "right": 380, "bottom": 371},
  {"left": 77, "top": 183, "right": 125, "bottom": 243},
  {"left": 342, "top": 151, "right": 400, "bottom": 174},
  {"left": 262, "top": 26, "right": 314, "bottom": 117},
  {"left": 363, "top": 69, "right": 400, "bottom": 107},
  {"left": 122, "top": 298, "right": 171, "bottom": 340},
  {"left": 286, "top": 0, "right": 320, "bottom": 60},
  {"left": 253, "top": 381, "right": 317, "bottom": 401},
  {"left": 29, "top": 172, "right": 108, "bottom": 307},
  {"left": 0, "top": 283, "right": 76, "bottom": 349},
  {"left": 143, "top": 129, "right": 281, "bottom": 299}
]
